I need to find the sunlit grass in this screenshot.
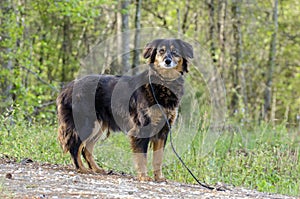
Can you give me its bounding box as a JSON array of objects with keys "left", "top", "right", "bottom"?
[{"left": 0, "top": 117, "right": 69, "bottom": 164}]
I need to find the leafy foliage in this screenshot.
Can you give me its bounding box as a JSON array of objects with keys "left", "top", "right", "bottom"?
[{"left": 1, "top": 0, "right": 299, "bottom": 124}]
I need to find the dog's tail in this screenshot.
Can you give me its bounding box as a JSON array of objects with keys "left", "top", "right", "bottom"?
[{"left": 56, "top": 82, "right": 81, "bottom": 153}]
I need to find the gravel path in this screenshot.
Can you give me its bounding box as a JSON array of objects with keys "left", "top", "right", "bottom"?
[{"left": 0, "top": 157, "right": 297, "bottom": 199}]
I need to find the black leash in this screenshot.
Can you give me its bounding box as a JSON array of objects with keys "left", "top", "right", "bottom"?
[{"left": 148, "top": 70, "right": 221, "bottom": 191}]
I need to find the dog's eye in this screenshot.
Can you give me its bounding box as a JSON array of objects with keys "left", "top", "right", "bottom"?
[
  {"left": 159, "top": 49, "right": 165, "bottom": 54},
  {"left": 172, "top": 50, "right": 179, "bottom": 57}
]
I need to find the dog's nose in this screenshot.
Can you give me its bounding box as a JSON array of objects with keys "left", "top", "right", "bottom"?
[{"left": 165, "top": 58, "right": 172, "bottom": 65}]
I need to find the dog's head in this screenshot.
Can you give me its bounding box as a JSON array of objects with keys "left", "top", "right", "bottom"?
[{"left": 143, "top": 39, "right": 193, "bottom": 79}]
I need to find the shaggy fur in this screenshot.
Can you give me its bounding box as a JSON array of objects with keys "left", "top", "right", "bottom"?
[{"left": 56, "top": 38, "right": 193, "bottom": 181}]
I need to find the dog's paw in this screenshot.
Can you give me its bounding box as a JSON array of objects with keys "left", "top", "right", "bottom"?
[
  {"left": 154, "top": 176, "right": 167, "bottom": 183},
  {"left": 92, "top": 168, "right": 106, "bottom": 174},
  {"left": 137, "top": 175, "right": 153, "bottom": 182},
  {"left": 77, "top": 168, "right": 92, "bottom": 174},
  {"left": 154, "top": 171, "right": 166, "bottom": 182}
]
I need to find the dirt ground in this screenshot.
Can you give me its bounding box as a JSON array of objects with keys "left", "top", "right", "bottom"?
[{"left": 0, "top": 156, "right": 297, "bottom": 199}]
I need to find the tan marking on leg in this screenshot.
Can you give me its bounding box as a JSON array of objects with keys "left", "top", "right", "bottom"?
[
  {"left": 153, "top": 139, "right": 166, "bottom": 182},
  {"left": 83, "top": 121, "right": 107, "bottom": 173},
  {"left": 84, "top": 141, "right": 105, "bottom": 174},
  {"left": 133, "top": 152, "right": 152, "bottom": 181},
  {"left": 77, "top": 143, "right": 90, "bottom": 173}
]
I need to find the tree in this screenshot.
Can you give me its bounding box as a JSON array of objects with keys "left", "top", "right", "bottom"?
[
  {"left": 263, "top": 0, "right": 278, "bottom": 121},
  {"left": 0, "top": 0, "right": 13, "bottom": 109},
  {"left": 217, "top": 0, "right": 227, "bottom": 71},
  {"left": 207, "top": 0, "right": 217, "bottom": 64},
  {"left": 132, "top": 0, "right": 142, "bottom": 73},
  {"left": 121, "top": 0, "right": 130, "bottom": 73},
  {"left": 230, "top": 0, "right": 242, "bottom": 115}
]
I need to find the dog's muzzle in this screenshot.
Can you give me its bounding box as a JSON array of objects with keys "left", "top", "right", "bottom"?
[
  {"left": 165, "top": 58, "right": 172, "bottom": 66},
  {"left": 161, "top": 55, "right": 177, "bottom": 68}
]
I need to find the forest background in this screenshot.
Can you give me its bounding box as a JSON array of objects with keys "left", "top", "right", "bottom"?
[{"left": 0, "top": 0, "right": 300, "bottom": 196}]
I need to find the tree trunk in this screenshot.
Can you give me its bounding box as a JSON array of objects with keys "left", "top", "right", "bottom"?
[
  {"left": 0, "top": 0, "right": 13, "bottom": 107},
  {"left": 176, "top": 8, "right": 181, "bottom": 36},
  {"left": 181, "top": 0, "right": 190, "bottom": 34},
  {"left": 61, "top": 16, "right": 71, "bottom": 82},
  {"left": 132, "top": 0, "right": 141, "bottom": 73},
  {"left": 112, "top": 3, "right": 122, "bottom": 74},
  {"left": 263, "top": 0, "right": 278, "bottom": 121},
  {"left": 121, "top": 0, "right": 130, "bottom": 74},
  {"left": 207, "top": 0, "right": 217, "bottom": 64},
  {"left": 217, "top": 0, "right": 227, "bottom": 71},
  {"left": 231, "top": 0, "right": 246, "bottom": 115}
]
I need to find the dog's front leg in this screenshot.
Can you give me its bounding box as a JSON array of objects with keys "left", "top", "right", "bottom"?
[
  {"left": 129, "top": 135, "right": 152, "bottom": 181},
  {"left": 133, "top": 152, "right": 151, "bottom": 181},
  {"left": 152, "top": 138, "right": 166, "bottom": 182}
]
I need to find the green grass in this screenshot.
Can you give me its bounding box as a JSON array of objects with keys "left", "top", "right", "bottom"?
[
  {"left": 170, "top": 124, "right": 300, "bottom": 195},
  {"left": 0, "top": 117, "right": 69, "bottom": 164},
  {"left": 0, "top": 114, "right": 299, "bottom": 196}
]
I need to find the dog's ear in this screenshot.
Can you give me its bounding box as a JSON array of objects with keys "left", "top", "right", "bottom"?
[
  {"left": 143, "top": 42, "right": 157, "bottom": 64},
  {"left": 174, "top": 39, "right": 193, "bottom": 73},
  {"left": 175, "top": 39, "right": 193, "bottom": 59},
  {"left": 182, "top": 59, "right": 189, "bottom": 73},
  {"left": 143, "top": 43, "right": 153, "bottom": 59},
  {"left": 182, "top": 41, "right": 193, "bottom": 60},
  {"left": 143, "top": 39, "right": 164, "bottom": 63}
]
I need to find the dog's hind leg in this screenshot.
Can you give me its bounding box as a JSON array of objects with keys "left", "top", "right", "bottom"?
[
  {"left": 69, "top": 141, "right": 90, "bottom": 173},
  {"left": 82, "top": 141, "right": 105, "bottom": 174},
  {"left": 82, "top": 121, "right": 106, "bottom": 174}
]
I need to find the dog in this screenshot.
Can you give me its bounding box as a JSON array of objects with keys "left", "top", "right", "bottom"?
[{"left": 56, "top": 38, "right": 193, "bottom": 181}]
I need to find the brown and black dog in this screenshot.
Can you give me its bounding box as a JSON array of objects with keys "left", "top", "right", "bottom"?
[{"left": 56, "top": 38, "right": 193, "bottom": 181}]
